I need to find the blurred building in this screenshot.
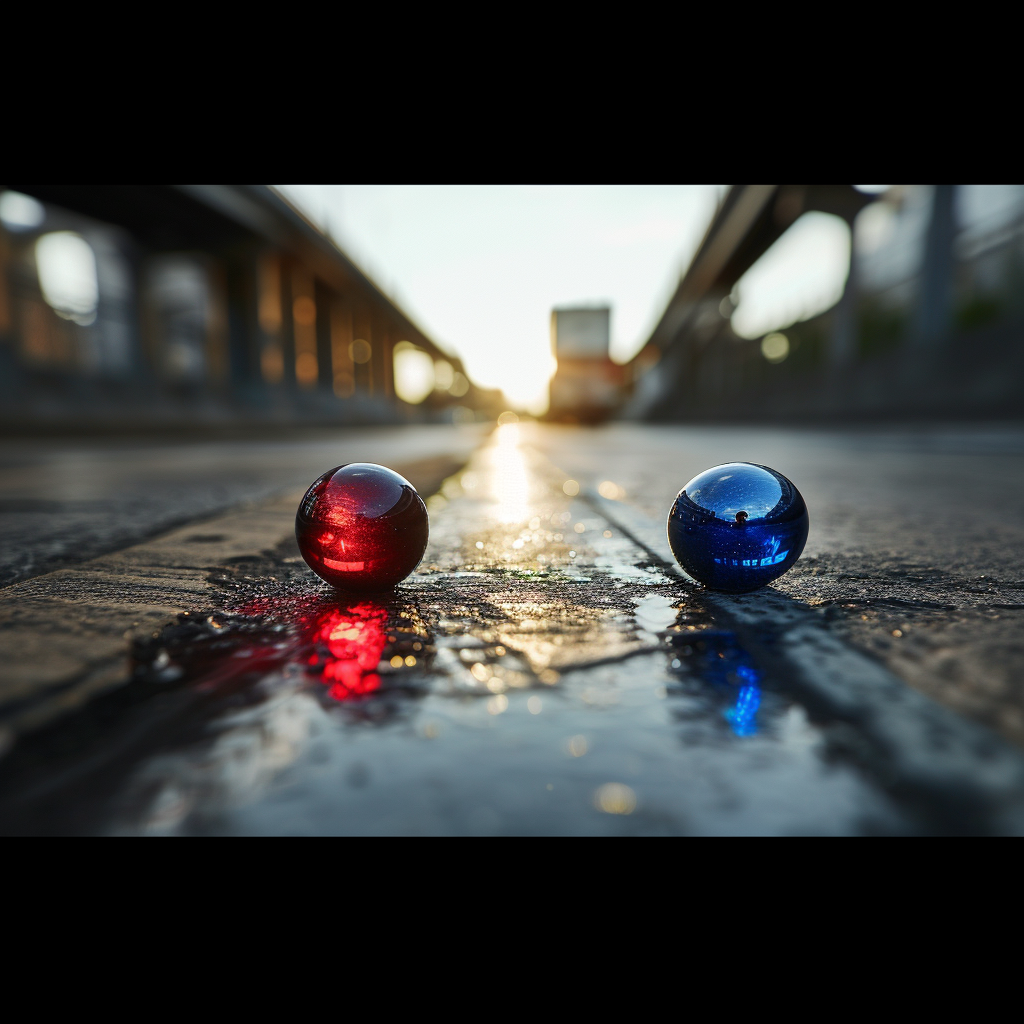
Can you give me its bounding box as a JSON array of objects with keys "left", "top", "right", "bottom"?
[
  {"left": 547, "top": 306, "right": 624, "bottom": 422},
  {"left": 627, "top": 184, "right": 1024, "bottom": 421},
  {"left": 0, "top": 185, "right": 491, "bottom": 431}
]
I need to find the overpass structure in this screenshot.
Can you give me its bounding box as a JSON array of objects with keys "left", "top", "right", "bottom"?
[
  {"left": 0, "top": 185, "right": 492, "bottom": 431},
  {"left": 626, "top": 185, "right": 872, "bottom": 420},
  {"left": 627, "top": 184, "right": 1024, "bottom": 422}
]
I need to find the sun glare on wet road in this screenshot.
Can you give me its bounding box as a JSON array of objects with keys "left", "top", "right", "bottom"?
[{"left": 488, "top": 422, "right": 532, "bottom": 524}]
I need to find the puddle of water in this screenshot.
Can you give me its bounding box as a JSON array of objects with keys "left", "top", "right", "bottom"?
[{"left": 632, "top": 593, "right": 679, "bottom": 633}]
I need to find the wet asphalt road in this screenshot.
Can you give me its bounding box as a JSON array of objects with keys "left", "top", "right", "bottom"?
[{"left": 2, "top": 421, "right": 1024, "bottom": 835}]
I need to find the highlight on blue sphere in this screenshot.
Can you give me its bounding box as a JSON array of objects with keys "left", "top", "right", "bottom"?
[{"left": 667, "top": 463, "right": 808, "bottom": 592}]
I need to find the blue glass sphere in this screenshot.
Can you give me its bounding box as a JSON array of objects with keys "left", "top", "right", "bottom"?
[{"left": 667, "top": 463, "right": 808, "bottom": 592}]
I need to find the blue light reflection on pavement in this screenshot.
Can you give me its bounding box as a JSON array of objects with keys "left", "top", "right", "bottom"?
[
  {"left": 668, "top": 630, "right": 763, "bottom": 736},
  {"left": 725, "top": 682, "right": 762, "bottom": 736}
]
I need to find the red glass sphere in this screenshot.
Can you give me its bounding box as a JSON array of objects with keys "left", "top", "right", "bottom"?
[{"left": 296, "top": 464, "right": 428, "bottom": 591}]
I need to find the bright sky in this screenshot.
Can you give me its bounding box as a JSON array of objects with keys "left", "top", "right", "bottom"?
[
  {"left": 276, "top": 185, "right": 725, "bottom": 413},
  {"left": 731, "top": 213, "right": 852, "bottom": 340}
]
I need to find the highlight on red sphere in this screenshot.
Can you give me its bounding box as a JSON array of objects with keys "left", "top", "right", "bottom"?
[{"left": 295, "top": 463, "right": 428, "bottom": 591}]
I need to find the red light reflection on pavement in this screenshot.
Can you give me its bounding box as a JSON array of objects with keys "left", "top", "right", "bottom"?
[
  {"left": 311, "top": 602, "right": 388, "bottom": 701},
  {"left": 226, "top": 594, "right": 390, "bottom": 703}
]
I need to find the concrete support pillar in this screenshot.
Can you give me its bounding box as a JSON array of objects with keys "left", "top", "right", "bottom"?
[
  {"left": 379, "top": 318, "right": 393, "bottom": 399},
  {"left": 290, "top": 266, "right": 318, "bottom": 390},
  {"left": 330, "top": 297, "right": 354, "bottom": 398},
  {"left": 257, "top": 251, "right": 285, "bottom": 394},
  {"left": 913, "top": 184, "right": 958, "bottom": 347},
  {"left": 279, "top": 259, "right": 296, "bottom": 391},
  {"left": 82, "top": 228, "right": 139, "bottom": 383},
  {"left": 352, "top": 301, "right": 372, "bottom": 395},
  {"left": 0, "top": 228, "right": 18, "bottom": 403},
  {"left": 205, "top": 261, "right": 230, "bottom": 391},
  {"left": 223, "top": 255, "right": 253, "bottom": 396},
  {"left": 315, "top": 281, "right": 333, "bottom": 391},
  {"left": 365, "top": 314, "right": 377, "bottom": 397},
  {"left": 829, "top": 242, "right": 859, "bottom": 371}
]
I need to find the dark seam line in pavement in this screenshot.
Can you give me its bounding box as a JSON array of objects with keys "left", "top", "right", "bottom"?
[
  {"left": 578, "top": 491, "right": 684, "bottom": 575},
  {"left": 845, "top": 598, "right": 959, "bottom": 610},
  {"left": 0, "top": 676, "right": 239, "bottom": 813},
  {"left": 0, "top": 654, "right": 125, "bottom": 725},
  {"left": 0, "top": 491, "right": 295, "bottom": 593}
]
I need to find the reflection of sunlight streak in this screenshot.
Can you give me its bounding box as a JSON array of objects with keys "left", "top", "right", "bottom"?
[{"left": 489, "top": 423, "right": 531, "bottom": 523}]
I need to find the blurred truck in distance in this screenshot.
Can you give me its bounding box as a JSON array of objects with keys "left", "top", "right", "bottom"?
[{"left": 547, "top": 306, "right": 624, "bottom": 423}]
